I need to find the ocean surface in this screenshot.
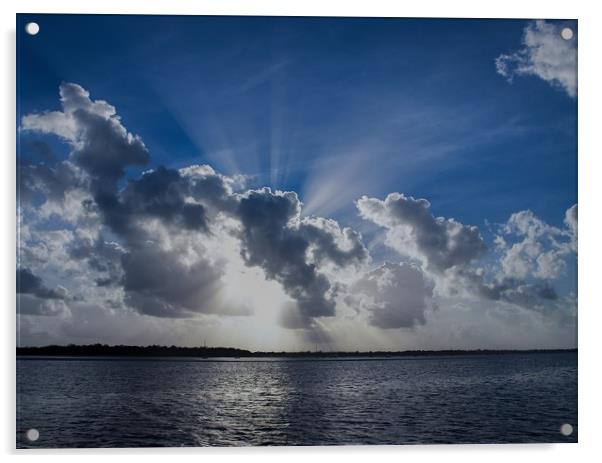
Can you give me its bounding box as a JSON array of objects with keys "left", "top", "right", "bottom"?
[{"left": 16, "top": 352, "right": 577, "bottom": 448}]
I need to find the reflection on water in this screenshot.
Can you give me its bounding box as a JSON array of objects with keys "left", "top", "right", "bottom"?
[{"left": 17, "top": 353, "right": 577, "bottom": 447}]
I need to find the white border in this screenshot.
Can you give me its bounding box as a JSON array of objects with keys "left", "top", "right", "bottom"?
[{"left": 2, "top": 1, "right": 601, "bottom": 462}]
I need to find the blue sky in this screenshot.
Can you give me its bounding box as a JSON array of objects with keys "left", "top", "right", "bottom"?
[
  {"left": 18, "top": 15, "right": 576, "bottom": 223},
  {"left": 16, "top": 15, "right": 577, "bottom": 349}
]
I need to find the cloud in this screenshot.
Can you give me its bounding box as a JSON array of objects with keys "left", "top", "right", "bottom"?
[
  {"left": 358, "top": 192, "right": 576, "bottom": 312},
  {"left": 17, "top": 268, "right": 69, "bottom": 316},
  {"left": 67, "top": 237, "right": 126, "bottom": 288},
  {"left": 350, "top": 262, "right": 433, "bottom": 329},
  {"left": 495, "top": 20, "right": 577, "bottom": 97},
  {"left": 301, "top": 217, "right": 367, "bottom": 264},
  {"left": 121, "top": 245, "right": 229, "bottom": 318},
  {"left": 111, "top": 166, "right": 210, "bottom": 235},
  {"left": 495, "top": 206, "right": 577, "bottom": 281},
  {"left": 357, "top": 192, "right": 486, "bottom": 273},
  {"left": 237, "top": 188, "right": 368, "bottom": 328},
  {"left": 17, "top": 268, "right": 67, "bottom": 300},
  {"left": 443, "top": 204, "right": 577, "bottom": 311},
  {"left": 565, "top": 204, "right": 578, "bottom": 244},
  {"left": 179, "top": 164, "right": 242, "bottom": 212},
  {"left": 451, "top": 267, "right": 558, "bottom": 310},
  {"left": 20, "top": 85, "right": 265, "bottom": 321},
  {"left": 18, "top": 83, "right": 577, "bottom": 348},
  {"left": 20, "top": 84, "right": 370, "bottom": 332},
  {"left": 22, "top": 83, "right": 150, "bottom": 185},
  {"left": 17, "top": 159, "right": 84, "bottom": 206},
  {"left": 18, "top": 295, "right": 70, "bottom": 317},
  {"left": 19, "top": 84, "right": 231, "bottom": 319}
]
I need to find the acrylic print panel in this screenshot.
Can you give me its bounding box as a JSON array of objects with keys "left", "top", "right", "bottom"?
[{"left": 16, "top": 14, "right": 578, "bottom": 448}]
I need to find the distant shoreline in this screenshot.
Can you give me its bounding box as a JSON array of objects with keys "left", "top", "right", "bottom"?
[{"left": 16, "top": 345, "right": 577, "bottom": 359}]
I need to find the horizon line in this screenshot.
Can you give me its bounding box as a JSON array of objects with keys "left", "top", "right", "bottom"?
[{"left": 16, "top": 344, "right": 578, "bottom": 357}]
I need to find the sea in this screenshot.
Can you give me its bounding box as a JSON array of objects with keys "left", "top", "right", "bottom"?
[{"left": 16, "top": 351, "right": 577, "bottom": 448}]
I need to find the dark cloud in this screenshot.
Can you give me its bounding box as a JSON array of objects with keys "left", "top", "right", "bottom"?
[
  {"left": 67, "top": 238, "right": 125, "bottom": 288},
  {"left": 357, "top": 193, "right": 486, "bottom": 272},
  {"left": 120, "top": 166, "right": 209, "bottom": 232},
  {"left": 17, "top": 268, "right": 66, "bottom": 300},
  {"left": 17, "top": 159, "right": 83, "bottom": 205},
  {"left": 93, "top": 164, "right": 237, "bottom": 241},
  {"left": 105, "top": 166, "right": 242, "bottom": 317},
  {"left": 237, "top": 188, "right": 368, "bottom": 327},
  {"left": 237, "top": 188, "right": 336, "bottom": 323},
  {"left": 452, "top": 267, "right": 558, "bottom": 310},
  {"left": 352, "top": 262, "right": 433, "bottom": 329},
  {"left": 69, "top": 109, "right": 149, "bottom": 184},
  {"left": 121, "top": 246, "right": 231, "bottom": 318},
  {"left": 17, "top": 268, "right": 69, "bottom": 317}
]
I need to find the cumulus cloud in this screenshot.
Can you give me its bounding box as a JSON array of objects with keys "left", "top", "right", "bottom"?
[
  {"left": 350, "top": 262, "right": 433, "bottom": 329},
  {"left": 299, "top": 216, "right": 368, "bottom": 268},
  {"left": 357, "top": 193, "right": 486, "bottom": 273},
  {"left": 495, "top": 206, "right": 577, "bottom": 281},
  {"left": 444, "top": 204, "right": 577, "bottom": 310},
  {"left": 358, "top": 192, "right": 576, "bottom": 312},
  {"left": 102, "top": 175, "right": 240, "bottom": 318},
  {"left": 19, "top": 84, "right": 230, "bottom": 319},
  {"left": 19, "top": 83, "right": 370, "bottom": 332},
  {"left": 22, "top": 83, "right": 149, "bottom": 186},
  {"left": 495, "top": 20, "right": 577, "bottom": 97},
  {"left": 237, "top": 188, "right": 368, "bottom": 328},
  {"left": 103, "top": 166, "right": 209, "bottom": 237}
]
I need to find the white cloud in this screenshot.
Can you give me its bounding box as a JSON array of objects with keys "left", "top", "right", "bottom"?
[
  {"left": 496, "top": 20, "right": 577, "bottom": 97},
  {"left": 495, "top": 206, "right": 577, "bottom": 281},
  {"left": 21, "top": 83, "right": 122, "bottom": 142}
]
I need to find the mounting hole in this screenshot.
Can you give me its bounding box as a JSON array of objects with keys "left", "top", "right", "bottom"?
[
  {"left": 560, "top": 423, "right": 573, "bottom": 436},
  {"left": 561, "top": 28, "right": 573, "bottom": 40},
  {"left": 26, "top": 428, "right": 40, "bottom": 441},
  {"left": 25, "top": 22, "right": 40, "bottom": 36}
]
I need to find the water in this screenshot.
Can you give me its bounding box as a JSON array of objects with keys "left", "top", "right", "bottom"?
[{"left": 16, "top": 352, "right": 577, "bottom": 448}]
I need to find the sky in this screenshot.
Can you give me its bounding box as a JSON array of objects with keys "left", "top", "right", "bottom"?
[{"left": 16, "top": 15, "right": 577, "bottom": 350}]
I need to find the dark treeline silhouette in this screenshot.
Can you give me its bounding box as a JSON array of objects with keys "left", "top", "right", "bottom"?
[{"left": 16, "top": 344, "right": 577, "bottom": 358}]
